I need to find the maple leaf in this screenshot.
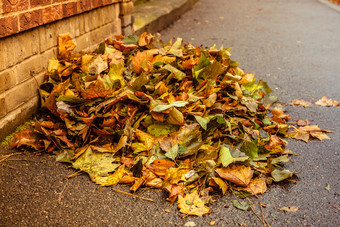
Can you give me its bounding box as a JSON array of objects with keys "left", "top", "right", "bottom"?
[
  {"left": 177, "top": 190, "right": 209, "bottom": 216},
  {"left": 286, "top": 125, "right": 331, "bottom": 142},
  {"left": 315, "top": 95, "right": 340, "bottom": 107}
]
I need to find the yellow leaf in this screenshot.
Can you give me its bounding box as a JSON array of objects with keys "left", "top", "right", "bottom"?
[
  {"left": 215, "top": 164, "right": 254, "bottom": 187},
  {"left": 167, "top": 107, "right": 185, "bottom": 125},
  {"left": 287, "top": 125, "right": 331, "bottom": 142},
  {"left": 210, "top": 177, "right": 228, "bottom": 195},
  {"left": 135, "top": 129, "right": 156, "bottom": 151},
  {"left": 177, "top": 190, "right": 209, "bottom": 216},
  {"left": 92, "top": 165, "right": 125, "bottom": 186}
]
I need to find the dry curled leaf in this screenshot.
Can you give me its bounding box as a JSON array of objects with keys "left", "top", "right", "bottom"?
[
  {"left": 291, "top": 99, "right": 313, "bottom": 107},
  {"left": 315, "top": 95, "right": 339, "bottom": 107},
  {"left": 58, "top": 33, "right": 77, "bottom": 59}
]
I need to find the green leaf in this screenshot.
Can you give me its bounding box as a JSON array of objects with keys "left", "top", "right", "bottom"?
[
  {"left": 240, "top": 140, "right": 258, "bottom": 159},
  {"left": 163, "top": 64, "right": 186, "bottom": 80},
  {"left": 168, "top": 38, "right": 183, "bottom": 57},
  {"left": 57, "top": 95, "right": 85, "bottom": 104},
  {"left": 232, "top": 200, "right": 250, "bottom": 211},
  {"left": 152, "top": 101, "right": 188, "bottom": 112},
  {"left": 193, "top": 53, "right": 210, "bottom": 78},
  {"left": 122, "top": 35, "right": 139, "bottom": 45},
  {"left": 194, "top": 115, "right": 209, "bottom": 130},
  {"left": 147, "top": 123, "right": 178, "bottom": 137},
  {"left": 165, "top": 143, "right": 179, "bottom": 160},
  {"left": 324, "top": 184, "right": 330, "bottom": 191},
  {"left": 271, "top": 169, "right": 294, "bottom": 182},
  {"left": 72, "top": 147, "right": 120, "bottom": 177},
  {"left": 219, "top": 146, "right": 233, "bottom": 167}
]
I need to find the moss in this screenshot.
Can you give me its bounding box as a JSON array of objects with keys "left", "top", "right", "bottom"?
[{"left": 0, "top": 121, "right": 33, "bottom": 146}]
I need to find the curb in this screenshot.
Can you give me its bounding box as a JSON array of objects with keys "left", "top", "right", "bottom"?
[
  {"left": 133, "top": 0, "right": 200, "bottom": 35},
  {"left": 318, "top": 0, "right": 340, "bottom": 12}
]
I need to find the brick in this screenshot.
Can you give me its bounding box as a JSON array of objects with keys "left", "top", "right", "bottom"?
[
  {"left": 78, "top": 0, "right": 92, "bottom": 13},
  {"left": 38, "top": 23, "right": 58, "bottom": 52},
  {"left": 62, "top": 2, "right": 78, "bottom": 18},
  {"left": 17, "top": 55, "right": 48, "bottom": 84},
  {"left": 5, "top": 78, "right": 38, "bottom": 111},
  {"left": 30, "top": 0, "right": 51, "bottom": 8},
  {"left": 0, "top": 15, "right": 19, "bottom": 38},
  {"left": 0, "top": 67, "right": 17, "bottom": 93},
  {"left": 121, "top": 25, "right": 133, "bottom": 35},
  {"left": 0, "top": 41, "right": 6, "bottom": 71},
  {"left": 120, "top": 14, "right": 132, "bottom": 27},
  {"left": 43, "top": 5, "right": 63, "bottom": 24},
  {"left": 19, "top": 9, "right": 43, "bottom": 32},
  {"left": 102, "top": 0, "right": 113, "bottom": 5},
  {"left": 0, "top": 95, "right": 39, "bottom": 141},
  {"left": 2, "top": 0, "right": 29, "bottom": 13},
  {"left": 0, "top": 94, "right": 6, "bottom": 118},
  {"left": 77, "top": 14, "right": 86, "bottom": 35},
  {"left": 119, "top": 1, "right": 133, "bottom": 15},
  {"left": 2, "top": 36, "right": 20, "bottom": 68},
  {"left": 91, "top": 0, "right": 103, "bottom": 9},
  {"left": 68, "top": 16, "right": 81, "bottom": 37},
  {"left": 75, "top": 33, "right": 91, "bottom": 52},
  {"left": 16, "top": 29, "right": 40, "bottom": 61},
  {"left": 101, "top": 4, "right": 116, "bottom": 24},
  {"left": 87, "top": 8, "right": 102, "bottom": 31}
]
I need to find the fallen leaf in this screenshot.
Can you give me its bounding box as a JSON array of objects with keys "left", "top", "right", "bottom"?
[
  {"left": 216, "top": 164, "right": 254, "bottom": 187},
  {"left": 291, "top": 99, "right": 313, "bottom": 107},
  {"left": 286, "top": 125, "right": 331, "bottom": 142},
  {"left": 178, "top": 190, "right": 209, "bottom": 216},
  {"left": 279, "top": 206, "right": 299, "bottom": 212},
  {"left": 58, "top": 33, "right": 77, "bottom": 59},
  {"left": 315, "top": 95, "right": 339, "bottom": 107},
  {"left": 232, "top": 200, "right": 250, "bottom": 211}
]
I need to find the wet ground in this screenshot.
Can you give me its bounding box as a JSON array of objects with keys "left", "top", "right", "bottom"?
[{"left": 1, "top": 0, "right": 340, "bottom": 226}]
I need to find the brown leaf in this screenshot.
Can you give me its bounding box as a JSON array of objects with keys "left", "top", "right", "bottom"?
[
  {"left": 296, "top": 119, "right": 309, "bottom": 127},
  {"left": 286, "top": 125, "right": 331, "bottom": 142},
  {"left": 315, "top": 95, "right": 339, "bottom": 107},
  {"left": 291, "top": 99, "right": 313, "bottom": 107},
  {"left": 272, "top": 108, "right": 290, "bottom": 123},
  {"left": 166, "top": 183, "right": 185, "bottom": 203},
  {"left": 9, "top": 129, "right": 43, "bottom": 150},
  {"left": 167, "top": 107, "right": 185, "bottom": 125},
  {"left": 58, "top": 33, "right": 77, "bottom": 59},
  {"left": 215, "top": 164, "right": 254, "bottom": 187}
]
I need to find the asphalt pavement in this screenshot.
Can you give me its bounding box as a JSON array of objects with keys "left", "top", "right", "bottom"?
[{"left": 1, "top": 0, "right": 340, "bottom": 226}]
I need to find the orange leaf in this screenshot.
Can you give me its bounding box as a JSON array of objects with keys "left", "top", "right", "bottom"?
[
  {"left": 215, "top": 164, "right": 254, "bottom": 187},
  {"left": 238, "top": 73, "right": 254, "bottom": 84},
  {"left": 138, "top": 32, "right": 154, "bottom": 46},
  {"left": 58, "top": 33, "right": 77, "bottom": 59},
  {"left": 237, "top": 178, "right": 267, "bottom": 195},
  {"left": 147, "top": 159, "right": 175, "bottom": 177}
]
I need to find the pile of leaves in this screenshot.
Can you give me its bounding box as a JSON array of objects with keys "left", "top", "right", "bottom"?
[{"left": 10, "top": 33, "right": 331, "bottom": 216}]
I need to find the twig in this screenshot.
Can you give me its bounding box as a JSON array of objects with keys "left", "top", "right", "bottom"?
[
  {"left": 67, "top": 170, "right": 84, "bottom": 179},
  {"left": 0, "top": 153, "right": 22, "bottom": 163},
  {"left": 112, "top": 188, "right": 154, "bottom": 202},
  {"left": 255, "top": 195, "right": 270, "bottom": 227},
  {"left": 246, "top": 197, "right": 265, "bottom": 226},
  {"left": 58, "top": 180, "right": 70, "bottom": 204}
]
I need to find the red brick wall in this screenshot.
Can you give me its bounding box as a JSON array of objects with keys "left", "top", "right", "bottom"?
[{"left": 0, "top": 0, "right": 121, "bottom": 38}]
